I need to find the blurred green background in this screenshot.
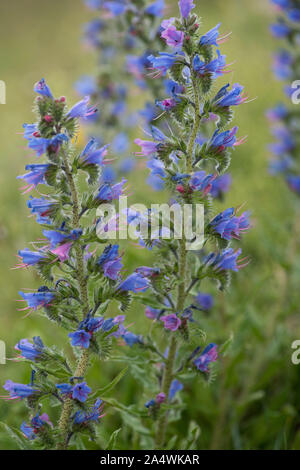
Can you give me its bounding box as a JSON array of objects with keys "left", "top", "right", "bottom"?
[{"left": 0, "top": 0, "right": 300, "bottom": 450}]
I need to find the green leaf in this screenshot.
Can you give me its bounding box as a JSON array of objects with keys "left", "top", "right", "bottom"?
[
  {"left": 92, "top": 367, "right": 128, "bottom": 397},
  {"left": 0, "top": 422, "right": 30, "bottom": 450},
  {"left": 105, "top": 428, "right": 121, "bottom": 450}
]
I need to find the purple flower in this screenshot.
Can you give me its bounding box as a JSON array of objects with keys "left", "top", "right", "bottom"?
[
  {"left": 210, "top": 174, "right": 232, "bottom": 198},
  {"left": 195, "top": 293, "right": 214, "bottom": 311},
  {"left": 117, "top": 273, "right": 149, "bottom": 293},
  {"left": 43, "top": 229, "right": 81, "bottom": 248},
  {"left": 103, "top": 258, "right": 123, "bottom": 280},
  {"left": 156, "top": 392, "right": 166, "bottom": 404},
  {"left": 68, "top": 330, "right": 91, "bottom": 348},
  {"left": 194, "top": 343, "right": 218, "bottom": 372},
  {"left": 51, "top": 242, "right": 73, "bottom": 263},
  {"left": 98, "top": 244, "right": 119, "bottom": 265},
  {"left": 15, "top": 337, "right": 44, "bottom": 360},
  {"left": 2, "top": 380, "right": 39, "bottom": 399},
  {"left": 67, "top": 96, "right": 97, "bottom": 119},
  {"left": 135, "top": 266, "right": 160, "bottom": 278},
  {"left": 169, "top": 379, "right": 183, "bottom": 400},
  {"left": 160, "top": 314, "right": 181, "bottom": 331},
  {"left": 135, "top": 139, "right": 159, "bottom": 156},
  {"left": 161, "top": 22, "right": 184, "bottom": 49},
  {"left": 34, "top": 78, "right": 53, "bottom": 99},
  {"left": 145, "top": 306, "right": 161, "bottom": 320},
  {"left": 156, "top": 98, "right": 177, "bottom": 111},
  {"left": 178, "top": 0, "right": 195, "bottom": 18}
]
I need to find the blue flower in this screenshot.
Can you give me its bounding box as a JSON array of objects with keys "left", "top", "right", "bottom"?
[
  {"left": 209, "top": 207, "right": 250, "bottom": 240},
  {"left": 209, "top": 174, "right": 232, "bottom": 198},
  {"left": 193, "top": 50, "right": 227, "bottom": 78},
  {"left": 193, "top": 343, "right": 218, "bottom": 372},
  {"left": 80, "top": 139, "right": 109, "bottom": 166},
  {"left": 67, "top": 96, "right": 97, "bottom": 119},
  {"left": 204, "top": 248, "right": 244, "bottom": 272},
  {"left": 270, "top": 22, "right": 290, "bottom": 38},
  {"left": 27, "top": 134, "right": 68, "bottom": 157},
  {"left": 68, "top": 330, "right": 91, "bottom": 348},
  {"left": 199, "top": 23, "right": 221, "bottom": 47},
  {"left": 73, "top": 398, "right": 104, "bottom": 424},
  {"left": 21, "top": 413, "right": 52, "bottom": 440},
  {"left": 3, "top": 380, "right": 39, "bottom": 399},
  {"left": 169, "top": 379, "right": 183, "bottom": 400},
  {"left": 18, "top": 289, "right": 54, "bottom": 311},
  {"left": 145, "top": 0, "right": 165, "bottom": 16},
  {"left": 72, "top": 382, "right": 91, "bottom": 402},
  {"left": 195, "top": 293, "right": 214, "bottom": 311},
  {"left": 74, "top": 75, "right": 98, "bottom": 96},
  {"left": 18, "top": 249, "right": 46, "bottom": 267},
  {"left": 34, "top": 78, "right": 53, "bottom": 99},
  {"left": 96, "top": 178, "right": 127, "bottom": 201},
  {"left": 287, "top": 175, "right": 300, "bottom": 194},
  {"left": 102, "top": 1, "right": 127, "bottom": 16},
  {"left": 15, "top": 337, "right": 44, "bottom": 360},
  {"left": 214, "top": 83, "right": 247, "bottom": 107},
  {"left": 121, "top": 331, "right": 142, "bottom": 347},
  {"left": 148, "top": 52, "right": 180, "bottom": 76},
  {"left": 17, "top": 164, "right": 50, "bottom": 193},
  {"left": 98, "top": 244, "right": 119, "bottom": 266},
  {"left": 178, "top": 0, "right": 195, "bottom": 19},
  {"left": 288, "top": 9, "right": 300, "bottom": 22},
  {"left": 27, "top": 197, "right": 55, "bottom": 224},
  {"left": 117, "top": 273, "right": 149, "bottom": 293}
]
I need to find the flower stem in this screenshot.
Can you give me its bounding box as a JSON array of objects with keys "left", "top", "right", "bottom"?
[
  {"left": 155, "top": 74, "right": 201, "bottom": 449},
  {"left": 56, "top": 151, "right": 91, "bottom": 449}
]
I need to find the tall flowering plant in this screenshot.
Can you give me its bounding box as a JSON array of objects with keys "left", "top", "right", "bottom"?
[
  {"left": 132, "top": 0, "right": 250, "bottom": 448},
  {"left": 75, "top": 0, "right": 167, "bottom": 183},
  {"left": 2, "top": 80, "right": 152, "bottom": 450},
  {"left": 268, "top": 0, "right": 300, "bottom": 194}
]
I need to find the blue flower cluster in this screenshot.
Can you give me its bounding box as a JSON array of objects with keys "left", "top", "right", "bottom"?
[{"left": 268, "top": 0, "right": 300, "bottom": 194}]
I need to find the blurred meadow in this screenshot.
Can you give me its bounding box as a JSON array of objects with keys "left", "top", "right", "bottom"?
[{"left": 0, "top": 0, "right": 300, "bottom": 449}]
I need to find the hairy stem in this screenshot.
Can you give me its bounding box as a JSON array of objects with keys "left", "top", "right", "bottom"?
[
  {"left": 155, "top": 73, "right": 201, "bottom": 449},
  {"left": 57, "top": 152, "right": 91, "bottom": 449}
]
